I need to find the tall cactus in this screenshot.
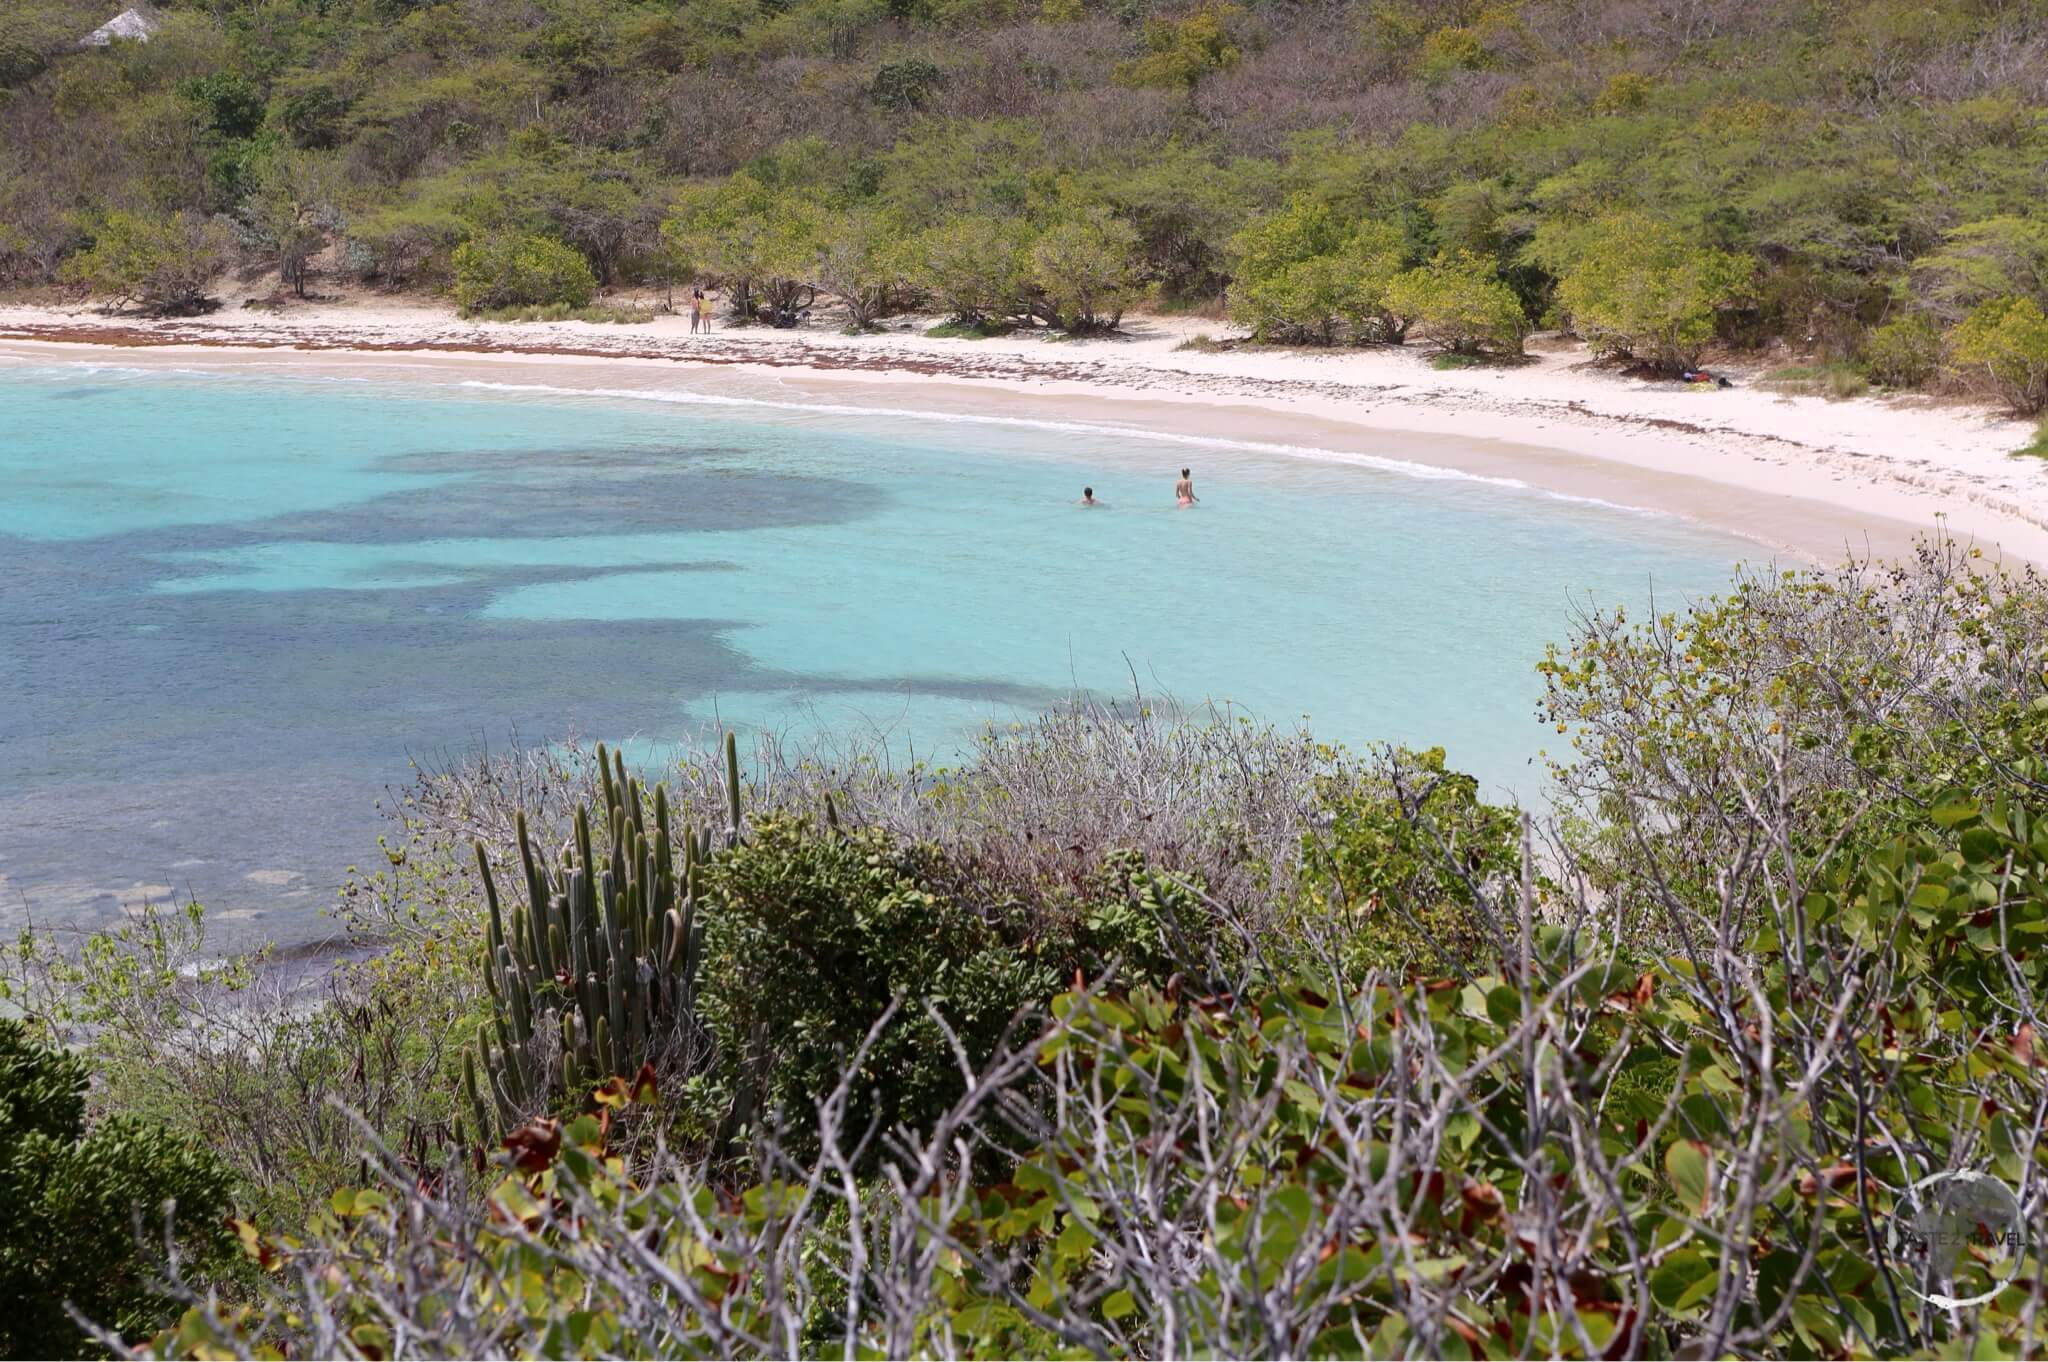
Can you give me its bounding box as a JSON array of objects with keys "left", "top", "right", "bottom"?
[{"left": 465, "top": 734, "right": 743, "bottom": 1141}]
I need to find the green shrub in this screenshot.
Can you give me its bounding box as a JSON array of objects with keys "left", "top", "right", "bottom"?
[
  {"left": 60, "top": 210, "right": 233, "bottom": 315},
  {"left": 1948, "top": 295, "right": 2048, "bottom": 414},
  {"left": 1542, "top": 212, "right": 1755, "bottom": 373},
  {"left": 924, "top": 316, "right": 1011, "bottom": 338},
  {"left": 1115, "top": 2, "right": 1242, "bottom": 88},
  {"left": 813, "top": 205, "right": 913, "bottom": 329},
  {"left": 1914, "top": 215, "right": 2048, "bottom": 318},
  {"left": 179, "top": 71, "right": 265, "bottom": 140},
  {"left": 661, "top": 172, "right": 821, "bottom": 321},
  {"left": 912, "top": 215, "right": 1031, "bottom": 327},
  {"left": 343, "top": 201, "right": 467, "bottom": 286},
  {"left": 1228, "top": 195, "right": 1410, "bottom": 345},
  {"left": 1027, "top": 203, "right": 1139, "bottom": 332},
  {"left": 1417, "top": 24, "right": 1486, "bottom": 80},
  {"left": 0, "top": 34, "right": 46, "bottom": 89},
  {"left": 1294, "top": 747, "right": 1520, "bottom": 975},
  {"left": 868, "top": 57, "right": 945, "bottom": 111},
  {"left": 451, "top": 233, "right": 598, "bottom": 314},
  {"left": 1593, "top": 71, "right": 1654, "bottom": 113},
  {"left": 1384, "top": 249, "right": 1527, "bottom": 355},
  {"left": 0, "top": 1019, "right": 234, "bottom": 1358},
  {"left": 1859, "top": 311, "right": 1943, "bottom": 387},
  {"left": 699, "top": 816, "right": 1057, "bottom": 1157},
  {"left": 274, "top": 75, "right": 352, "bottom": 150}
]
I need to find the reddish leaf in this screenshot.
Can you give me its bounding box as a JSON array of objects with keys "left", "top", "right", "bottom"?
[
  {"left": 1602, "top": 1309, "right": 1641, "bottom": 1360},
  {"left": 1460, "top": 1180, "right": 1504, "bottom": 1223},
  {"left": 1446, "top": 1317, "right": 1485, "bottom": 1349},
  {"left": 502, "top": 1117, "right": 562, "bottom": 1173},
  {"left": 1798, "top": 1163, "right": 1858, "bottom": 1198}
]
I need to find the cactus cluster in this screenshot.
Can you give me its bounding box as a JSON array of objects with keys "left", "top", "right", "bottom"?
[{"left": 462, "top": 733, "right": 745, "bottom": 1141}]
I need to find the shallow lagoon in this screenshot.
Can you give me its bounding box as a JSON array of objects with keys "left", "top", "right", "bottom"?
[{"left": 1, "top": 362, "right": 1750, "bottom": 946}]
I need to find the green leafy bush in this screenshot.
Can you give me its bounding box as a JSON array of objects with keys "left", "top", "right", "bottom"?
[
  {"left": 451, "top": 232, "right": 598, "bottom": 314},
  {"left": 1228, "top": 195, "right": 1410, "bottom": 345},
  {"left": 0, "top": 1020, "right": 233, "bottom": 1358},
  {"left": 912, "top": 215, "right": 1031, "bottom": 327},
  {"left": 1295, "top": 747, "right": 1521, "bottom": 975},
  {"left": 868, "top": 57, "right": 945, "bottom": 111},
  {"left": 1027, "top": 203, "right": 1139, "bottom": 333},
  {"left": 698, "top": 815, "right": 1057, "bottom": 1156},
  {"left": 1948, "top": 295, "right": 2048, "bottom": 414},
  {"left": 811, "top": 207, "right": 912, "bottom": 329},
  {"left": 60, "top": 210, "right": 233, "bottom": 315},
  {"left": 661, "top": 172, "right": 821, "bottom": 319},
  {"left": 343, "top": 200, "right": 467, "bottom": 287},
  {"left": 1592, "top": 71, "right": 1654, "bottom": 113},
  {"left": 0, "top": 34, "right": 46, "bottom": 89},
  {"left": 180, "top": 71, "right": 266, "bottom": 140},
  {"left": 1115, "top": 2, "right": 1243, "bottom": 88},
  {"left": 1537, "top": 538, "right": 2048, "bottom": 938},
  {"left": 1859, "top": 311, "right": 1943, "bottom": 388},
  {"left": 1914, "top": 215, "right": 2048, "bottom": 319},
  {"left": 1543, "top": 212, "right": 1754, "bottom": 372},
  {"left": 1383, "top": 249, "right": 1527, "bottom": 355},
  {"left": 274, "top": 75, "right": 352, "bottom": 150}
]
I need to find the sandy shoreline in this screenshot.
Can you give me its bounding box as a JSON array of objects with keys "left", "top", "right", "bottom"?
[{"left": 5, "top": 298, "right": 2045, "bottom": 566}]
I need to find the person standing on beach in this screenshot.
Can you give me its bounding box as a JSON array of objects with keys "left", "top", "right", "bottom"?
[
  {"left": 698, "top": 291, "right": 714, "bottom": 332},
  {"left": 1175, "top": 468, "right": 1197, "bottom": 507},
  {"left": 689, "top": 287, "right": 704, "bottom": 333}
]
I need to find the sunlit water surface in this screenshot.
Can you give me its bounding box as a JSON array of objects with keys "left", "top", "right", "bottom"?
[{"left": 0, "top": 362, "right": 1751, "bottom": 947}]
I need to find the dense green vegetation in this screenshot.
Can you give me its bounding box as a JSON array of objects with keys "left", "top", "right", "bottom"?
[
  {"left": 8, "top": 538, "right": 2048, "bottom": 1357},
  {"left": 4, "top": 0, "right": 2048, "bottom": 392},
  {"left": 0, "top": 1019, "right": 233, "bottom": 1359}
]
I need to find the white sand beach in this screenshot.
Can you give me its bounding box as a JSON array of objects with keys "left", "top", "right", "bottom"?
[{"left": 4, "top": 296, "right": 2044, "bottom": 567}]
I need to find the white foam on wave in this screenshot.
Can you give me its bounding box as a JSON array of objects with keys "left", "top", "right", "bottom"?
[
  {"left": 14, "top": 361, "right": 156, "bottom": 379},
  {"left": 15, "top": 360, "right": 230, "bottom": 383},
  {"left": 451, "top": 378, "right": 1667, "bottom": 518}
]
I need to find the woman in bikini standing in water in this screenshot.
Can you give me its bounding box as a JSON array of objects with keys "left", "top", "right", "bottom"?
[{"left": 1175, "top": 468, "right": 1197, "bottom": 507}]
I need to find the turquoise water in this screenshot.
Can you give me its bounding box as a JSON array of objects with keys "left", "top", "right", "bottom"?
[{"left": 0, "top": 361, "right": 1749, "bottom": 946}]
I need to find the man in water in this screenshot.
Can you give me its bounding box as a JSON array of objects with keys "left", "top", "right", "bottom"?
[
  {"left": 1175, "top": 468, "right": 1198, "bottom": 507},
  {"left": 1080, "top": 487, "right": 1101, "bottom": 506}
]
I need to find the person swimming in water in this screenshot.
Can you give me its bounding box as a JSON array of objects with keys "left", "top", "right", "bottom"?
[
  {"left": 1175, "top": 468, "right": 1197, "bottom": 507},
  {"left": 1079, "top": 486, "right": 1101, "bottom": 506}
]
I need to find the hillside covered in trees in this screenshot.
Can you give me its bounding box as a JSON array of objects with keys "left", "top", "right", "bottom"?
[
  {"left": 4, "top": 0, "right": 2048, "bottom": 395},
  {"left": 5, "top": 0, "right": 2048, "bottom": 392}
]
